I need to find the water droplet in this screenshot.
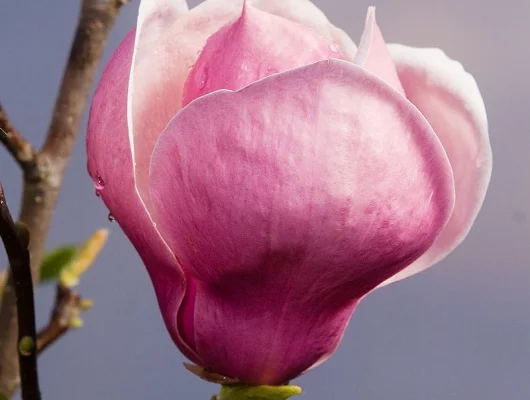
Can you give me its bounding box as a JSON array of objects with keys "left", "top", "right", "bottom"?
[
  {"left": 108, "top": 213, "right": 115, "bottom": 222},
  {"left": 197, "top": 68, "right": 209, "bottom": 89},
  {"left": 95, "top": 190, "right": 101, "bottom": 198},
  {"left": 329, "top": 43, "right": 340, "bottom": 53},
  {"left": 94, "top": 173, "right": 105, "bottom": 190}
]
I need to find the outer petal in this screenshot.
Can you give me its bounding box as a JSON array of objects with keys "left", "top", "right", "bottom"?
[
  {"left": 149, "top": 59, "right": 455, "bottom": 383},
  {"left": 354, "top": 7, "right": 404, "bottom": 94},
  {"left": 183, "top": 3, "right": 344, "bottom": 105},
  {"left": 379, "top": 45, "right": 492, "bottom": 287},
  {"left": 86, "top": 31, "right": 201, "bottom": 364}
]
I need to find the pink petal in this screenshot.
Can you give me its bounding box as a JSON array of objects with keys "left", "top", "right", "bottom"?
[
  {"left": 182, "top": 2, "right": 344, "bottom": 105},
  {"left": 86, "top": 30, "right": 201, "bottom": 364},
  {"left": 251, "top": 0, "right": 357, "bottom": 59},
  {"left": 195, "top": 0, "right": 357, "bottom": 58},
  {"left": 354, "top": 7, "right": 404, "bottom": 95},
  {"left": 149, "top": 59, "right": 455, "bottom": 383},
  {"left": 379, "top": 45, "right": 492, "bottom": 287}
]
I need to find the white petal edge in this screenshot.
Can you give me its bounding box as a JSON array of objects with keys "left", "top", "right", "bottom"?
[{"left": 128, "top": 0, "right": 189, "bottom": 210}]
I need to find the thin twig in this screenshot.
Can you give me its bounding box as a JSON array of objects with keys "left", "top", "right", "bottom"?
[
  {"left": 0, "top": 270, "right": 7, "bottom": 301},
  {"left": 0, "top": 1, "right": 127, "bottom": 396},
  {"left": 0, "top": 104, "right": 35, "bottom": 172},
  {"left": 0, "top": 183, "right": 40, "bottom": 400},
  {"left": 37, "top": 285, "right": 82, "bottom": 355}
]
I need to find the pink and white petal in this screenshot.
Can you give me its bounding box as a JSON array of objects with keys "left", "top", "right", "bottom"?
[
  {"left": 86, "top": 31, "right": 201, "bottom": 364},
  {"left": 379, "top": 45, "right": 492, "bottom": 287},
  {"left": 354, "top": 7, "right": 404, "bottom": 94},
  {"left": 128, "top": 0, "right": 245, "bottom": 210},
  {"left": 182, "top": 3, "right": 344, "bottom": 105},
  {"left": 149, "top": 59, "right": 455, "bottom": 383}
]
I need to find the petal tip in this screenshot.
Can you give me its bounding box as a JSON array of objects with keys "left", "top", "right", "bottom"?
[{"left": 366, "top": 6, "right": 376, "bottom": 21}]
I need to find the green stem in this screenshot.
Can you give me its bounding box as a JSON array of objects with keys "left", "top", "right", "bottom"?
[{"left": 218, "top": 384, "right": 302, "bottom": 400}]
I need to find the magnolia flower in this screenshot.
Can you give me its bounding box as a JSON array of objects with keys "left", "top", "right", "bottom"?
[{"left": 87, "top": 0, "right": 491, "bottom": 385}]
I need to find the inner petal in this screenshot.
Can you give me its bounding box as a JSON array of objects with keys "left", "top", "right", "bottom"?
[
  {"left": 182, "top": 2, "right": 345, "bottom": 106},
  {"left": 354, "top": 7, "right": 405, "bottom": 95}
]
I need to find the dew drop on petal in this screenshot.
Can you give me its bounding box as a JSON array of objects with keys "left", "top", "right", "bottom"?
[
  {"left": 329, "top": 43, "right": 340, "bottom": 53},
  {"left": 198, "top": 68, "right": 208, "bottom": 89},
  {"left": 95, "top": 190, "right": 101, "bottom": 198},
  {"left": 94, "top": 173, "right": 105, "bottom": 190},
  {"left": 108, "top": 213, "right": 115, "bottom": 222}
]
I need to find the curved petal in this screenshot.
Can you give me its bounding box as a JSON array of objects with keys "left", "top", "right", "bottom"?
[
  {"left": 379, "top": 45, "right": 492, "bottom": 287},
  {"left": 183, "top": 2, "right": 344, "bottom": 105},
  {"left": 354, "top": 7, "right": 404, "bottom": 94},
  {"left": 86, "top": 31, "right": 201, "bottom": 364},
  {"left": 149, "top": 59, "right": 455, "bottom": 383}
]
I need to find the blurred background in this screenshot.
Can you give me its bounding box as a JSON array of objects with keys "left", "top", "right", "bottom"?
[{"left": 1, "top": 0, "right": 529, "bottom": 399}]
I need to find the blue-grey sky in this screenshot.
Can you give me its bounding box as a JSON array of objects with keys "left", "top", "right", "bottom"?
[{"left": 1, "top": 0, "right": 529, "bottom": 399}]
